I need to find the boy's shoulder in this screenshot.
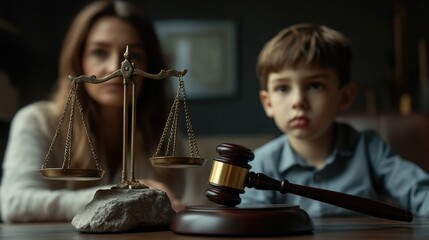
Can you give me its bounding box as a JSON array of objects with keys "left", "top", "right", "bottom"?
[
  {"left": 336, "top": 122, "right": 381, "bottom": 142},
  {"left": 335, "top": 122, "right": 388, "bottom": 156},
  {"left": 254, "top": 135, "right": 287, "bottom": 159}
]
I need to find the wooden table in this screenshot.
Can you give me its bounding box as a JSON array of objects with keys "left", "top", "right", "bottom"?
[{"left": 1, "top": 217, "right": 429, "bottom": 240}]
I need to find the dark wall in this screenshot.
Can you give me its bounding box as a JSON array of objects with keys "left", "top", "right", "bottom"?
[{"left": 1, "top": 0, "right": 425, "bottom": 136}]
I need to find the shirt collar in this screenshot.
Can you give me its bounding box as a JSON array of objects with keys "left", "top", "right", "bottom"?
[
  {"left": 278, "top": 122, "right": 358, "bottom": 173},
  {"left": 278, "top": 136, "right": 307, "bottom": 172}
]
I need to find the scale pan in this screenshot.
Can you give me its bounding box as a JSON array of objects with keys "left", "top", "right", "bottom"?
[
  {"left": 39, "top": 168, "right": 104, "bottom": 181},
  {"left": 149, "top": 156, "right": 206, "bottom": 168}
]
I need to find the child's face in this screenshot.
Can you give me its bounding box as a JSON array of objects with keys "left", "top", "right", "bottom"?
[{"left": 260, "top": 64, "right": 355, "bottom": 141}]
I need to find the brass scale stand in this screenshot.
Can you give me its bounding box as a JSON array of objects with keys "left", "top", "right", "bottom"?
[{"left": 40, "top": 46, "right": 206, "bottom": 188}]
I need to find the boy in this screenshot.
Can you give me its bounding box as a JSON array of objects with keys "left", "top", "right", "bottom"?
[{"left": 241, "top": 23, "right": 429, "bottom": 217}]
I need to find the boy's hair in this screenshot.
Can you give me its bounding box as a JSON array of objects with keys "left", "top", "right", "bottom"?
[{"left": 257, "top": 23, "right": 352, "bottom": 90}]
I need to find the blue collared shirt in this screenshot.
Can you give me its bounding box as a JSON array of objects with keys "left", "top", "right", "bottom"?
[{"left": 241, "top": 123, "right": 429, "bottom": 216}]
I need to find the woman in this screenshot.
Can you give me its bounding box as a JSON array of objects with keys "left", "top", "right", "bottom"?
[{"left": 1, "top": 0, "right": 185, "bottom": 222}]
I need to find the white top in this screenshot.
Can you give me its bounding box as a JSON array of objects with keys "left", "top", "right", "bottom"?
[{"left": 0, "top": 101, "right": 174, "bottom": 222}]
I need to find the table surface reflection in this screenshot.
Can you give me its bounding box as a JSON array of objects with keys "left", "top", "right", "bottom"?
[{"left": 2, "top": 216, "right": 429, "bottom": 240}]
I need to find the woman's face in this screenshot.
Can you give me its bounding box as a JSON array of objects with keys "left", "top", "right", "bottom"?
[{"left": 82, "top": 16, "right": 146, "bottom": 108}]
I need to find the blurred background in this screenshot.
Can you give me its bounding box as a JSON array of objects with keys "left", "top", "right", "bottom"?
[
  {"left": 0, "top": 0, "right": 428, "bottom": 145},
  {"left": 2, "top": 0, "right": 429, "bottom": 204}
]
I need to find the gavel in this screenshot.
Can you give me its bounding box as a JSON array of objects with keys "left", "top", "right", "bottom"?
[{"left": 206, "top": 143, "right": 413, "bottom": 222}]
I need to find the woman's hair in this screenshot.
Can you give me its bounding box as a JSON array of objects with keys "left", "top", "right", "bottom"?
[
  {"left": 257, "top": 23, "right": 352, "bottom": 90},
  {"left": 52, "top": 0, "right": 168, "bottom": 172}
]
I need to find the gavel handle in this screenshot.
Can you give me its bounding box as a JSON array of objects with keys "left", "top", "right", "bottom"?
[{"left": 246, "top": 172, "right": 413, "bottom": 222}]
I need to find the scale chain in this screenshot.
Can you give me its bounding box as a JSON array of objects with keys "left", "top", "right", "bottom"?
[
  {"left": 180, "top": 77, "right": 200, "bottom": 157},
  {"left": 166, "top": 89, "right": 180, "bottom": 156},
  {"left": 152, "top": 75, "right": 200, "bottom": 158},
  {"left": 42, "top": 82, "right": 102, "bottom": 171},
  {"left": 153, "top": 88, "right": 178, "bottom": 157},
  {"left": 76, "top": 93, "right": 102, "bottom": 170},
  {"left": 63, "top": 85, "right": 77, "bottom": 169},
  {"left": 42, "top": 83, "right": 76, "bottom": 168}
]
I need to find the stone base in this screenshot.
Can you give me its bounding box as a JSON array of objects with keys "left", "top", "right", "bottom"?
[{"left": 71, "top": 188, "right": 175, "bottom": 233}]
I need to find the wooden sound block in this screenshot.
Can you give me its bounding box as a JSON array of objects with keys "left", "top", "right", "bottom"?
[{"left": 170, "top": 204, "right": 313, "bottom": 236}]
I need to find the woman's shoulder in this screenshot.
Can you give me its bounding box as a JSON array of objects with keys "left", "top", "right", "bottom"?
[
  {"left": 11, "top": 101, "right": 59, "bottom": 131},
  {"left": 14, "top": 101, "right": 58, "bottom": 119}
]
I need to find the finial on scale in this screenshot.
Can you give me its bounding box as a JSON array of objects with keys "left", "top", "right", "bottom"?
[{"left": 124, "top": 45, "right": 130, "bottom": 60}]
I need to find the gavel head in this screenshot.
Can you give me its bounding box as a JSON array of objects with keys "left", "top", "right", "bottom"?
[{"left": 205, "top": 143, "right": 254, "bottom": 206}]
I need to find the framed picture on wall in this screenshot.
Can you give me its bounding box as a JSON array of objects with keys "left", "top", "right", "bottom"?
[{"left": 155, "top": 20, "right": 237, "bottom": 100}]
